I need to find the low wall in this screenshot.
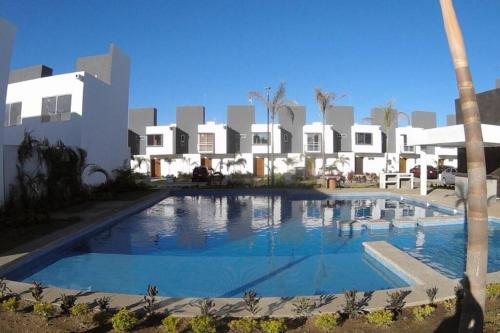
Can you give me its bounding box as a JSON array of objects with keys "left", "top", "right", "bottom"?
[{"left": 455, "top": 175, "right": 498, "bottom": 200}]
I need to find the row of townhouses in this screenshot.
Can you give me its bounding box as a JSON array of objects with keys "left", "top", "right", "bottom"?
[{"left": 128, "top": 105, "right": 460, "bottom": 177}]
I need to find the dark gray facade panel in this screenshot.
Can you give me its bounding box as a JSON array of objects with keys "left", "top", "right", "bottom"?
[
  {"left": 371, "top": 107, "right": 396, "bottom": 153},
  {"left": 412, "top": 111, "right": 436, "bottom": 154},
  {"left": 446, "top": 114, "right": 456, "bottom": 126},
  {"left": 411, "top": 111, "right": 436, "bottom": 129},
  {"left": 278, "top": 105, "right": 305, "bottom": 153},
  {"left": 227, "top": 105, "right": 255, "bottom": 154},
  {"left": 9, "top": 65, "right": 53, "bottom": 83},
  {"left": 176, "top": 106, "right": 205, "bottom": 154},
  {"left": 496, "top": 79, "right": 500, "bottom": 89},
  {"left": 326, "top": 106, "right": 354, "bottom": 152},
  {"left": 455, "top": 87, "right": 500, "bottom": 194},
  {"left": 128, "top": 107, "right": 157, "bottom": 155},
  {"left": 281, "top": 128, "right": 292, "bottom": 154}
]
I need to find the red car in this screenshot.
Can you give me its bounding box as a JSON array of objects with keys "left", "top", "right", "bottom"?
[{"left": 410, "top": 165, "right": 438, "bottom": 179}]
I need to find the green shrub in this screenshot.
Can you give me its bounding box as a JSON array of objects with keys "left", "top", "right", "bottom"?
[
  {"left": 366, "top": 309, "right": 394, "bottom": 327},
  {"left": 487, "top": 283, "right": 500, "bottom": 299},
  {"left": 412, "top": 305, "right": 435, "bottom": 321},
  {"left": 33, "top": 302, "right": 55, "bottom": 318},
  {"left": 111, "top": 308, "right": 138, "bottom": 332},
  {"left": 70, "top": 303, "right": 90, "bottom": 316},
  {"left": 314, "top": 313, "right": 341, "bottom": 332},
  {"left": 442, "top": 298, "right": 456, "bottom": 313},
  {"left": 228, "top": 318, "right": 258, "bottom": 333},
  {"left": 190, "top": 315, "right": 217, "bottom": 333},
  {"left": 485, "top": 310, "right": 500, "bottom": 330},
  {"left": 161, "top": 315, "right": 180, "bottom": 333},
  {"left": 2, "top": 296, "right": 18, "bottom": 312},
  {"left": 260, "top": 319, "right": 287, "bottom": 333}
]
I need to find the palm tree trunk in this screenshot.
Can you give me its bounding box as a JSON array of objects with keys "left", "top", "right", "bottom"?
[
  {"left": 322, "top": 111, "right": 326, "bottom": 184},
  {"left": 440, "top": 1, "right": 488, "bottom": 331}
]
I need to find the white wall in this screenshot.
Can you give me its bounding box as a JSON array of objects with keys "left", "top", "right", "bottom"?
[
  {"left": 251, "top": 123, "right": 281, "bottom": 154},
  {"left": 198, "top": 122, "right": 227, "bottom": 154},
  {"left": 0, "top": 19, "right": 16, "bottom": 203},
  {"left": 351, "top": 124, "right": 382, "bottom": 154},
  {"left": 361, "top": 156, "right": 386, "bottom": 174},
  {"left": 145, "top": 125, "right": 175, "bottom": 156},
  {"left": 303, "top": 122, "right": 334, "bottom": 154},
  {"left": 395, "top": 126, "right": 422, "bottom": 155}
]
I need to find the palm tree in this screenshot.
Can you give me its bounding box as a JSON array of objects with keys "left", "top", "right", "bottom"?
[
  {"left": 333, "top": 155, "right": 350, "bottom": 172},
  {"left": 226, "top": 157, "right": 247, "bottom": 174},
  {"left": 439, "top": 0, "right": 488, "bottom": 330},
  {"left": 314, "top": 88, "right": 340, "bottom": 184},
  {"left": 283, "top": 157, "right": 297, "bottom": 173},
  {"left": 249, "top": 82, "right": 296, "bottom": 185}
]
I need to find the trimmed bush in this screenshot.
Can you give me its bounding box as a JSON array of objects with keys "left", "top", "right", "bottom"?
[
  {"left": 485, "top": 310, "right": 500, "bottom": 330},
  {"left": 366, "top": 309, "right": 394, "bottom": 327},
  {"left": 487, "top": 283, "right": 500, "bottom": 299},
  {"left": 190, "top": 315, "right": 217, "bottom": 333},
  {"left": 260, "top": 319, "right": 287, "bottom": 333},
  {"left": 33, "top": 302, "right": 55, "bottom": 318},
  {"left": 1, "top": 296, "right": 18, "bottom": 312},
  {"left": 314, "top": 313, "right": 341, "bottom": 332},
  {"left": 70, "top": 303, "right": 90, "bottom": 316},
  {"left": 413, "top": 305, "right": 435, "bottom": 321},
  {"left": 228, "top": 318, "right": 258, "bottom": 333},
  {"left": 111, "top": 308, "right": 138, "bottom": 332},
  {"left": 161, "top": 315, "right": 180, "bottom": 333}
]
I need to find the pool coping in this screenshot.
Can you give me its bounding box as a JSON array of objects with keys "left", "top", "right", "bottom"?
[{"left": 1, "top": 187, "right": 500, "bottom": 317}]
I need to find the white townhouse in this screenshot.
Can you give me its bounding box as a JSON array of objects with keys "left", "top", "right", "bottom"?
[
  {"left": 4, "top": 44, "right": 130, "bottom": 189},
  {"left": 302, "top": 122, "right": 336, "bottom": 175},
  {"left": 351, "top": 124, "right": 387, "bottom": 174}
]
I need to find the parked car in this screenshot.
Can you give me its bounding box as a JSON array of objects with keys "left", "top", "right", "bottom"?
[
  {"left": 191, "top": 166, "right": 209, "bottom": 182},
  {"left": 441, "top": 167, "right": 457, "bottom": 185},
  {"left": 438, "top": 164, "right": 455, "bottom": 174},
  {"left": 409, "top": 165, "right": 438, "bottom": 179}
]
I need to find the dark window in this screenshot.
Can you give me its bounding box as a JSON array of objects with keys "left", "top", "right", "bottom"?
[
  {"left": 41, "top": 94, "right": 72, "bottom": 122},
  {"left": 253, "top": 132, "right": 269, "bottom": 145},
  {"left": 4, "top": 102, "right": 22, "bottom": 127},
  {"left": 283, "top": 134, "right": 289, "bottom": 143},
  {"left": 180, "top": 134, "right": 185, "bottom": 144},
  {"left": 147, "top": 134, "right": 163, "bottom": 146},
  {"left": 356, "top": 133, "right": 372, "bottom": 145}
]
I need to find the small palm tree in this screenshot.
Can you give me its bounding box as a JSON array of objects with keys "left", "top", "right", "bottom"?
[
  {"left": 314, "top": 88, "right": 341, "bottom": 183},
  {"left": 226, "top": 157, "right": 246, "bottom": 174},
  {"left": 333, "top": 155, "right": 350, "bottom": 172},
  {"left": 439, "top": 0, "right": 488, "bottom": 330},
  {"left": 249, "top": 82, "right": 296, "bottom": 185}
]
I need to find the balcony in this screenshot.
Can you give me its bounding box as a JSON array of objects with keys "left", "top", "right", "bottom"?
[
  {"left": 305, "top": 143, "right": 321, "bottom": 152},
  {"left": 198, "top": 143, "right": 214, "bottom": 153},
  {"left": 401, "top": 145, "right": 415, "bottom": 153}
]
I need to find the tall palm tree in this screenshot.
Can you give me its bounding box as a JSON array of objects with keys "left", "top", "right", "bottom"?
[
  {"left": 314, "top": 88, "right": 339, "bottom": 183},
  {"left": 249, "top": 82, "right": 295, "bottom": 185},
  {"left": 439, "top": 0, "right": 488, "bottom": 330}
]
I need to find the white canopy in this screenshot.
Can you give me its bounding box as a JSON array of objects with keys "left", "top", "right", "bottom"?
[{"left": 408, "top": 124, "right": 500, "bottom": 148}]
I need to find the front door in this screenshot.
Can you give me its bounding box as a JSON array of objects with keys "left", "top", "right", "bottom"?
[
  {"left": 399, "top": 158, "right": 407, "bottom": 173},
  {"left": 254, "top": 158, "right": 264, "bottom": 177},
  {"left": 201, "top": 157, "right": 212, "bottom": 169},
  {"left": 151, "top": 158, "right": 161, "bottom": 177},
  {"left": 306, "top": 158, "right": 315, "bottom": 177},
  {"left": 355, "top": 156, "right": 363, "bottom": 174}
]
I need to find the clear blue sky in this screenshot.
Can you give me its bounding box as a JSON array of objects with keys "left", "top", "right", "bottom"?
[{"left": 2, "top": 0, "right": 500, "bottom": 126}]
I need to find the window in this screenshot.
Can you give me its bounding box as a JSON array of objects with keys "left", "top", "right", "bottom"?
[
  {"left": 198, "top": 133, "right": 214, "bottom": 152},
  {"left": 355, "top": 132, "right": 372, "bottom": 145},
  {"left": 180, "top": 134, "right": 185, "bottom": 144},
  {"left": 253, "top": 132, "right": 269, "bottom": 145},
  {"left": 41, "top": 94, "right": 72, "bottom": 122},
  {"left": 306, "top": 133, "right": 321, "bottom": 152},
  {"left": 240, "top": 134, "right": 247, "bottom": 139},
  {"left": 283, "top": 134, "right": 289, "bottom": 143},
  {"left": 4, "top": 102, "right": 22, "bottom": 127},
  {"left": 147, "top": 134, "right": 163, "bottom": 146}
]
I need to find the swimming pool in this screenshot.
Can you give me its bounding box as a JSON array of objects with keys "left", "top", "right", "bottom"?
[{"left": 6, "top": 192, "right": 500, "bottom": 297}]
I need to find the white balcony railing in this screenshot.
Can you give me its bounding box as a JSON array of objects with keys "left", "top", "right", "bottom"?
[
  {"left": 305, "top": 143, "right": 321, "bottom": 152},
  {"left": 401, "top": 145, "right": 415, "bottom": 153},
  {"left": 198, "top": 143, "right": 214, "bottom": 153}
]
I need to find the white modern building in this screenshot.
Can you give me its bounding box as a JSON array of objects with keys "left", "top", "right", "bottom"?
[
  {"left": 0, "top": 18, "right": 16, "bottom": 202},
  {"left": 4, "top": 44, "right": 130, "bottom": 189}
]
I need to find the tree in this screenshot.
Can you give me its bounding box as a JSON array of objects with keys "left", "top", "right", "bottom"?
[
  {"left": 249, "top": 82, "right": 296, "bottom": 185},
  {"left": 439, "top": 0, "right": 488, "bottom": 331},
  {"left": 283, "top": 157, "right": 297, "bottom": 173},
  {"left": 226, "top": 157, "right": 247, "bottom": 174},
  {"left": 314, "top": 88, "right": 340, "bottom": 184}
]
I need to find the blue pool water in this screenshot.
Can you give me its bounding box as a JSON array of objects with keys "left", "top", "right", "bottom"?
[{"left": 8, "top": 194, "right": 500, "bottom": 297}]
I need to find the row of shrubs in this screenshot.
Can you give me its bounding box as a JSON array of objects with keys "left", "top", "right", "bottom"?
[{"left": 2, "top": 278, "right": 500, "bottom": 332}]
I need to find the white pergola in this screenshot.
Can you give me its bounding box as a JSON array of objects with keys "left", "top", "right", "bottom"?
[{"left": 408, "top": 124, "right": 500, "bottom": 196}]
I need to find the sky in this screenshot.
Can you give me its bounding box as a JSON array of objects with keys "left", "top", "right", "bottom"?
[{"left": 1, "top": 0, "right": 500, "bottom": 126}]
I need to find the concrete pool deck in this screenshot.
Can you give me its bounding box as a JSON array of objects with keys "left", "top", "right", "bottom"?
[{"left": 1, "top": 186, "right": 500, "bottom": 317}]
